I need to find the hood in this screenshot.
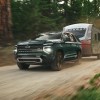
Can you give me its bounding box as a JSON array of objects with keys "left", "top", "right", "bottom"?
[
  {"left": 47, "top": 39, "right": 62, "bottom": 43},
  {"left": 17, "top": 40, "right": 46, "bottom": 45},
  {"left": 17, "top": 39, "right": 62, "bottom": 46}
]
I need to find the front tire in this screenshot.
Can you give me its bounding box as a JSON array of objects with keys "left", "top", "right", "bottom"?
[
  {"left": 51, "top": 52, "right": 63, "bottom": 71},
  {"left": 17, "top": 62, "right": 30, "bottom": 70},
  {"left": 75, "top": 51, "right": 82, "bottom": 63}
]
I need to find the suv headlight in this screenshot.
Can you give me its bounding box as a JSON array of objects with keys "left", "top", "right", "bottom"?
[
  {"left": 43, "top": 46, "right": 53, "bottom": 54},
  {"left": 14, "top": 45, "right": 17, "bottom": 54}
]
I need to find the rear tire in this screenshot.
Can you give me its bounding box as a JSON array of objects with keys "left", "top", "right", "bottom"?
[
  {"left": 17, "top": 62, "right": 29, "bottom": 70},
  {"left": 51, "top": 52, "right": 63, "bottom": 71}
]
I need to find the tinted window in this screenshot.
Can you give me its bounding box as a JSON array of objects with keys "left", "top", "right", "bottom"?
[
  {"left": 71, "top": 35, "right": 77, "bottom": 42},
  {"left": 67, "top": 28, "right": 86, "bottom": 38}
]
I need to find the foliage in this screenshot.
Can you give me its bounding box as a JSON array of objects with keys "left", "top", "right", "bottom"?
[
  {"left": 48, "top": 73, "right": 100, "bottom": 100},
  {"left": 11, "top": 0, "right": 62, "bottom": 40},
  {"left": 11, "top": 0, "right": 100, "bottom": 40},
  {"left": 90, "top": 73, "right": 100, "bottom": 85},
  {"left": 71, "top": 73, "right": 100, "bottom": 100},
  {"left": 63, "top": 0, "right": 82, "bottom": 24},
  {"left": 71, "top": 88, "right": 100, "bottom": 100}
]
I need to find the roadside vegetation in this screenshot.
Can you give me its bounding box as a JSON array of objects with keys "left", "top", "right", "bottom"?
[
  {"left": 34, "top": 73, "right": 100, "bottom": 100},
  {"left": 71, "top": 73, "right": 100, "bottom": 100}
]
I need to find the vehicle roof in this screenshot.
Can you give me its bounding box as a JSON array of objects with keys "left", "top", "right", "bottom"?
[{"left": 63, "top": 23, "right": 93, "bottom": 31}]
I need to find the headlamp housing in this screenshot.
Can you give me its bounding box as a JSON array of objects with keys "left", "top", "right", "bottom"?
[
  {"left": 14, "top": 45, "right": 17, "bottom": 54},
  {"left": 43, "top": 46, "right": 53, "bottom": 54}
]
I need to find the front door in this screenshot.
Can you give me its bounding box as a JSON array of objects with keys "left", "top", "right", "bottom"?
[{"left": 63, "top": 33, "right": 77, "bottom": 60}]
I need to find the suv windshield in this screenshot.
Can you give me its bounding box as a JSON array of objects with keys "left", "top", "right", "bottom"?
[
  {"left": 35, "top": 33, "right": 61, "bottom": 40},
  {"left": 67, "top": 28, "right": 86, "bottom": 38}
]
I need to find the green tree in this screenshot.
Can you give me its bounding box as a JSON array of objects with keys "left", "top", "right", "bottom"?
[
  {"left": 11, "top": 0, "right": 62, "bottom": 40},
  {"left": 11, "top": 0, "right": 100, "bottom": 41},
  {"left": 81, "top": 0, "right": 100, "bottom": 22},
  {"left": 63, "top": 0, "right": 82, "bottom": 24},
  {"left": 91, "top": 0, "right": 99, "bottom": 17}
]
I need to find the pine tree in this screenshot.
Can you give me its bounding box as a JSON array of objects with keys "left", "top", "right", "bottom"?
[{"left": 63, "top": 0, "right": 82, "bottom": 24}]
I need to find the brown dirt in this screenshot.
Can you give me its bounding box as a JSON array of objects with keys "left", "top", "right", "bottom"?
[
  {"left": 0, "top": 57, "right": 100, "bottom": 100},
  {"left": 0, "top": 46, "right": 16, "bottom": 66}
]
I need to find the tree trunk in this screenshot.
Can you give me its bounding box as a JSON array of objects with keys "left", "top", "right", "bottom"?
[{"left": 0, "top": 0, "right": 13, "bottom": 46}]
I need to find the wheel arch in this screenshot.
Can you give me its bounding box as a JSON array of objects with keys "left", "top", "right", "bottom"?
[
  {"left": 56, "top": 49, "right": 64, "bottom": 58},
  {"left": 76, "top": 48, "right": 82, "bottom": 59}
]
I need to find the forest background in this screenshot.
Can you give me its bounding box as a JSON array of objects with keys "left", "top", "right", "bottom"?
[{"left": 11, "top": 0, "right": 100, "bottom": 41}]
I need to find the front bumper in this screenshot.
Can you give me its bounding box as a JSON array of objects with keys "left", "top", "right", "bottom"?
[{"left": 15, "top": 52, "right": 54, "bottom": 65}]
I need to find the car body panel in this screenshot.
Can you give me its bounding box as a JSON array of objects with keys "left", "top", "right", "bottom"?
[{"left": 14, "top": 32, "right": 82, "bottom": 65}]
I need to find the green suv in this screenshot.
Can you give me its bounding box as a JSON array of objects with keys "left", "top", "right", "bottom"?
[{"left": 14, "top": 32, "right": 82, "bottom": 71}]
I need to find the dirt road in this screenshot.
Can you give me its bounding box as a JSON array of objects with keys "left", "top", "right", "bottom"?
[{"left": 0, "top": 57, "right": 100, "bottom": 100}]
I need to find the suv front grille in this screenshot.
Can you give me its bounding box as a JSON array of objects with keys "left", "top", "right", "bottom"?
[{"left": 17, "top": 45, "right": 43, "bottom": 53}]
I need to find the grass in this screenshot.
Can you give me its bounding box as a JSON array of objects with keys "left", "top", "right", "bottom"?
[
  {"left": 71, "top": 73, "right": 100, "bottom": 100},
  {"left": 90, "top": 73, "right": 100, "bottom": 85},
  {"left": 71, "top": 88, "right": 100, "bottom": 100}
]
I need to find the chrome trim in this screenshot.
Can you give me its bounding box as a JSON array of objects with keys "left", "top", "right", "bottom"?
[
  {"left": 17, "top": 57, "right": 42, "bottom": 63},
  {"left": 25, "top": 45, "right": 30, "bottom": 49}
]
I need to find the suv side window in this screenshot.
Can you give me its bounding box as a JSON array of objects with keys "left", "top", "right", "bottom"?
[
  {"left": 62, "top": 33, "right": 77, "bottom": 42},
  {"left": 69, "top": 35, "right": 74, "bottom": 42},
  {"left": 62, "top": 33, "right": 70, "bottom": 42},
  {"left": 67, "top": 33, "right": 75, "bottom": 42},
  {"left": 70, "top": 35, "right": 77, "bottom": 42}
]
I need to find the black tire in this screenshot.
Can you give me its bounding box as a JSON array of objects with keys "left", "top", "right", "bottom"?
[
  {"left": 75, "top": 51, "right": 82, "bottom": 63},
  {"left": 51, "top": 52, "right": 63, "bottom": 71},
  {"left": 17, "top": 62, "right": 30, "bottom": 70}
]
